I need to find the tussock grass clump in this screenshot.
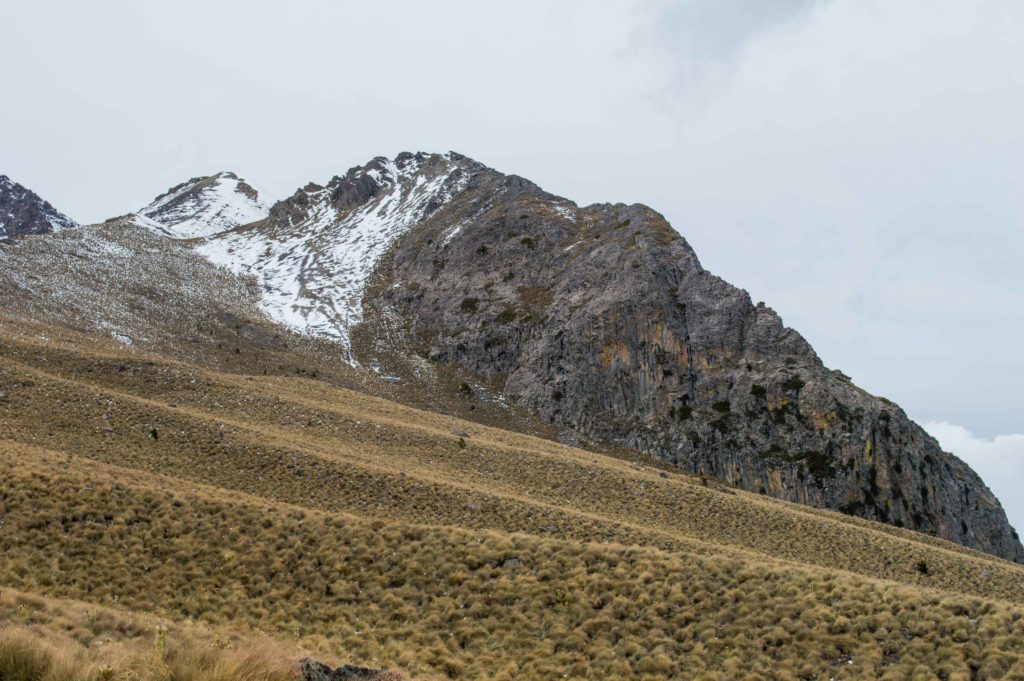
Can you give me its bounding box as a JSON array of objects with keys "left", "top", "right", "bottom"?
[
  {"left": 0, "top": 628, "right": 301, "bottom": 681},
  {"left": 0, "top": 634, "right": 49, "bottom": 681}
]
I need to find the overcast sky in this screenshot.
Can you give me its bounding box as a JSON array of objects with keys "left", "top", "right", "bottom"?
[{"left": 2, "top": 0, "right": 1022, "bottom": 531}]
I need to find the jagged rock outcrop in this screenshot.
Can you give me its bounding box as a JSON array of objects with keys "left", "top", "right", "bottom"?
[
  {"left": 0, "top": 175, "right": 78, "bottom": 238},
  {"left": 348, "top": 152, "right": 1023, "bottom": 562},
  {"left": 192, "top": 154, "right": 469, "bottom": 358}
]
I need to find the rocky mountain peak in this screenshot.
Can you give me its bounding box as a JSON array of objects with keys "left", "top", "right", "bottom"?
[
  {"left": 131, "top": 171, "right": 271, "bottom": 239},
  {"left": 196, "top": 152, "right": 479, "bottom": 358},
  {"left": 0, "top": 174, "right": 78, "bottom": 238},
  {"left": 268, "top": 152, "right": 478, "bottom": 229}
]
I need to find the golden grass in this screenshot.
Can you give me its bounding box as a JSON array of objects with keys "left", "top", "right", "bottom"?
[
  {"left": 0, "top": 630, "right": 305, "bottom": 681},
  {"left": 0, "top": 585, "right": 312, "bottom": 681},
  {"left": 2, "top": 444, "right": 1024, "bottom": 675},
  {"left": 3, "top": 317, "right": 1024, "bottom": 678},
  {"left": 1, "top": 324, "right": 1022, "bottom": 601},
  {"left": 0, "top": 579, "right": 405, "bottom": 681},
  {"left": 2, "top": 443, "right": 1024, "bottom": 679},
  {"left": 0, "top": 620, "right": 302, "bottom": 681}
]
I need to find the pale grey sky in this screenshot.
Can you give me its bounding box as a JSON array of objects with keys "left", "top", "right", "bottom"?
[{"left": 2, "top": 0, "right": 1022, "bottom": 530}]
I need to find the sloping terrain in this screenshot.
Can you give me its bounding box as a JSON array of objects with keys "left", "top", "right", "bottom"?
[
  {"left": 113, "top": 151, "right": 1021, "bottom": 561},
  {"left": 2, "top": 157, "right": 1023, "bottom": 678},
  {"left": 0, "top": 174, "right": 78, "bottom": 238},
  {"left": 0, "top": 222, "right": 267, "bottom": 351},
  {"left": 128, "top": 171, "right": 271, "bottom": 239},
  {"left": 0, "top": 588, "right": 319, "bottom": 681},
  {"left": 194, "top": 154, "right": 470, "bottom": 359},
  {"left": 349, "top": 154, "right": 1022, "bottom": 561},
  {"left": 4, "top": 155, "right": 1019, "bottom": 561},
  {"left": 0, "top": 224, "right": 556, "bottom": 440},
  {"left": 3, "top": 316, "right": 1024, "bottom": 679}
]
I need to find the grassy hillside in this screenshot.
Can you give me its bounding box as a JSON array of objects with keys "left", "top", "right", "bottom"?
[
  {"left": 0, "top": 588, "right": 319, "bottom": 681},
  {"left": 2, "top": 315, "right": 1024, "bottom": 679}
]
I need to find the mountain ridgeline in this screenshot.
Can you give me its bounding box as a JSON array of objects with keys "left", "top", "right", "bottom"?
[
  {"left": 2, "top": 153, "right": 1020, "bottom": 563},
  {"left": 0, "top": 175, "right": 77, "bottom": 238}
]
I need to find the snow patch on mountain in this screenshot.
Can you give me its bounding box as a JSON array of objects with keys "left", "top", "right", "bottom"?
[
  {"left": 196, "top": 155, "right": 469, "bottom": 361},
  {"left": 0, "top": 222, "right": 268, "bottom": 350},
  {"left": 552, "top": 201, "right": 578, "bottom": 222},
  {"left": 132, "top": 172, "right": 271, "bottom": 239}
]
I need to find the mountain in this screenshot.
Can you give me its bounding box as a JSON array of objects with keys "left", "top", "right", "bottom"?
[
  {"left": 194, "top": 154, "right": 468, "bottom": 359},
  {"left": 375, "top": 157, "right": 1022, "bottom": 563},
  {"left": 11, "top": 152, "right": 1022, "bottom": 563},
  {"left": 4, "top": 156, "right": 1024, "bottom": 678},
  {"left": 129, "top": 171, "right": 271, "bottom": 239},
  {"left": 0, "top": 174, "right": 78, "bottom": 238}
]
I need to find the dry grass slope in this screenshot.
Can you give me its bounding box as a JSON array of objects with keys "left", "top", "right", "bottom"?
[
  {"left": 0, "top": 587, "right": 314, "bottom": 681},
  {"left": 2, "top": 316, "right": 1024, "bottom": 679}
]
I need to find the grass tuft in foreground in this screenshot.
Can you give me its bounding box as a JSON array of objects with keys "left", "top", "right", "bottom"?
[{"left": 0, "top": 628, "right": 301, "bottom": 681}]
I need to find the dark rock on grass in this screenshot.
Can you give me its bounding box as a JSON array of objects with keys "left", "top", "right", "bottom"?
[{"left": 300, "top": 658, "right": 406, "bottom": 681}]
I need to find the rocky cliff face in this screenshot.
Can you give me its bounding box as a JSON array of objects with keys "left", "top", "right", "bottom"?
[
  {"left": 0, "top": 175, "right": 78, "bottom": 238},
  {"left": 346, "top": 153, "right": 1023, "bottom": 562},
  {"left": 99, "top": 151, "right": 1024, "bottom": 562}
]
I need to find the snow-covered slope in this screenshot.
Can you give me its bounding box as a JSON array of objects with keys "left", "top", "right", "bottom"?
[
  {"left": 0, "top": 221, "right": 269, "bottom": 349},
  {"left": 195, "top": 153, "right": 472, "bottom": 359},
  {"left": 131, "top": 172, "right": 271, "bottom": 239},
  {"left": 0, "top": 175, "right": 78, "bottom": 238}
]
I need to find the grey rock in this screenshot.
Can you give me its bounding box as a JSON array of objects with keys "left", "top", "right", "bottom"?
[
  {"left": 300, "top": 658, "right": 402, "bottom": 681},
  {"left": 0, "top": 175, "right": 78, "bottom": 238},
  {"left": 352, "top": 152, "right": 1023, "bottom": 562}
]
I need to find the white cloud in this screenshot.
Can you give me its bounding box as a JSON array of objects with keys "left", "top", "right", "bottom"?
[
  {"left": 924, "top": 421, "right": 1024, "bottom": 538},
  {"left": 636, "top": 0, "right": 1024, "bottom": 439}
]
